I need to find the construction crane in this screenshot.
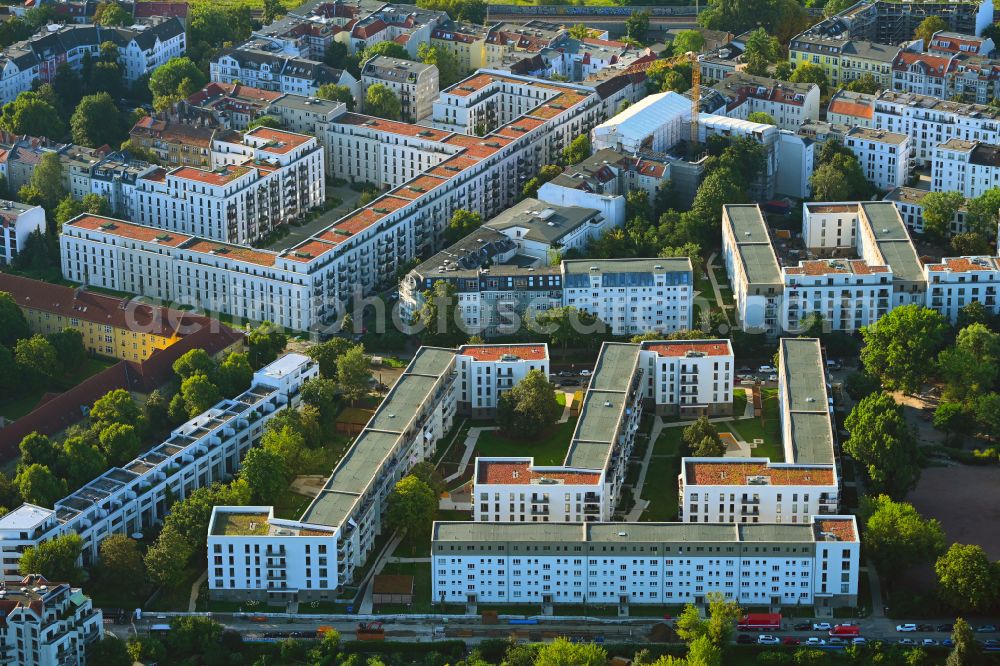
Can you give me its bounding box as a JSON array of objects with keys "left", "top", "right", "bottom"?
[{"left": 658, "top": 50, "right": 701, "bottom": 149}]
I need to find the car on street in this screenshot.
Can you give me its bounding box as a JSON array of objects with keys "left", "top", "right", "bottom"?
[
  {"left": 579, "top": 369, "right": 592, "bottom": 377},
  {"left": 738, "top": 366, "right": 752, "bottom": 374},
  {"left": 852, "top": 638, "right": 868, "bottom": 646},
  {"left": 921, "top": 639, "right": 938, "bottom": 646},
  {"left": 937, "top": 624, "right": 954, "bottom": 632},
  {"left": 806, "top": 638, "right": 826, "bottom": 646},
  {"left": 898, "top": 638, "right": 917, "bottom": 646},
  {"left": 896, "top": 624, "right": 918, "bottom": 632},
  {"left": 828, "top": 638, "right": 846, "bottom": 646},
  {"left": 812, "top": 623, "right": 832, "bottom": 631},
  {"left": 758, "top": 365, "right": 775, "bottom": 373},
  {"left": 768, "top": 374, "right": 778, "bottom": 382},
  {"left": 978, "top": 625, "right": 999, "bottom": 633},
  {"left": 793, "top": 622, "right": 811, "bottom": 631},
  {"left": 737, "top": 634, "right": 754, "bottom": 644},
  {"left": 782, "top": 637, "right": 800, "bottom": 646},
  {"left": 984, "top": 640, "right": 999, "bottom": 648},
  {"left": 942, "top": 639, "right": 954, "bottom": 648},
  {"left": 557, "top": 371, "right": 575, "bottom": 377},
  {"left": 757, "top": 635, "right": 780, "bottom": 645}
]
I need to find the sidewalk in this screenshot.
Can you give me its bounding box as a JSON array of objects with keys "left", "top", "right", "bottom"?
[
  {"left": 625, "top": 416, "right": 665, "bottom": 521},
  {"left": 443, "top": 426, "right": 497, "bottom": 483}
]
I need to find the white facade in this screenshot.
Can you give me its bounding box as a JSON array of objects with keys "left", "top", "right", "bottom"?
[
  {"left": 361, "top": 55, "right": 439, "bottom": 123},
  {"left": 0, "top": 354, "right": 317, "bottom": 580},
  {"left": 211, "top": 49, "right": 360, "bottom": 98},
  {"left": 455, "top": 344, "right": 550, "bottom": 415},
  {"left": 0, "top": 575, "right": 103, "bottom": 666},
  {"left": 0, "top": 202, "right": 44, "bottom": 266},
  {"left": 710, "top": 74, "right": 821, "bottom": 131},
  {"left": 135, "top": 127, "right": 325, "bottom": 245},
  {"left": 925, "top": 255, "right": 1000, "bottom": 321},
  {"left": 637, "top": 340, "right": 734, "bottom": 417},
  {"left": 432, "top": 518, "right": 861, "bottom": 607},
  {"left": 844, "top": 127, "right": 911, "bottom": 191},
  {"left": 473, "top": 458, "right": 604, "bottom": 523},
  {"left": 591, "top": 91, "right": 691, "bottom": 153},
  {"left": 932, "top": 138, "right": 1000, "bottom": 197}
]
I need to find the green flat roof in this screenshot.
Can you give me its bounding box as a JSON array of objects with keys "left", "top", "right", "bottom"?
[
  {"left": 779, "top": 338, "right": 835, "bottom": 465},
  {"left": 300, "top": 490, "right": 362, "bottom": 527},
  {"left": 407, "top": 347, "right": 457, "bottom": 377},
  {"left": 725, "top": 205, "right": 781, "bottom": 285},
  {"left": 587, "top": 343, "right": 640, "bottom": 392},
  {"left": 368, "top": 374, "right": 438, "bottom": 433},
  {"left": 861, "top": 202, "right": 924, "bottom": 282}
]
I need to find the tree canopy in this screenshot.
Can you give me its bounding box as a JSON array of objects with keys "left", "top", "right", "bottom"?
[
  {"left": 935, "top": 543, "right": 999, "bottom": 612},
  {"left": 497, "top": 370, "right": 561, "bottom": 439},
  {"left": 860, "top": 305, "right": 949, "bottom": 393},
  {"left": 70, "top": 92, "right": 127, "bottom": 148},
  {"left": 19, "top": 533, "right": 83, "bottom": 584},
  {"left": 844, "top": 392, "right": 921, "bottom": 498},
  {"left": 148, "top": 57, "right": 207, "bottom": 111},
  {"left": 860, "top": 495, "right": 946, "bottom": 577}
]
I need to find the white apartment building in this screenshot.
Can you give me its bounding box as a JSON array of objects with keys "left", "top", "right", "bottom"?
[
  {"left": 361, "top": 55, "right": 439, "bottom": 123},
  {"left": 827, "top": 90, "right": 876, "bottom": 129},
  {"left": 59, "top": 71, "right": 608, "bottom": 333},
  {"left": 265, "top": 94, "right": 347, "bottom": 177},
  {"left": 209, "top": 346, "right": 459, "bottom": 603},
  {"left": 0, "top": 19, "right": 185, "bottom": 104},
  {"left": 925, "top": 255, "right": 1000, "bottom": 320},
  {"left": 211, "top": 48, "right": 360, "bottom": 98},
  {"left": 928, "top": 31, "right": 995, "bottom": 56},
  {"left": 432, "top": 517, "right": 860, "bottom": 608},
  {"left": 473, "top": 458, "right": 604, "bottom": 523},
  {"left": 591, "top": 91, "right": 691, "bottom": 154},
  {"left": 0, "top": 575, "right": 103, "bottom": 666},
  {"left": 884, "top": 186, "right": 969, "bottom": 235},
  {"left": 932, "top": 138, "right": 1000, "bottom": 197},
  {"left": 708, "top": 73, "right": 820, "bottom": 131},
  {"left": 0, "top": 201, "right": 44, "bottom": 266},
  {"left": 871, "top": 90, "right": 1000, "bottom": 166},
  {"left": 892, "top": 52, "right": 955, "bottom": 99},
  {"left": 637, "top": 339, "right": 734, "bottom": 418},
  {"left": 0, "top": 354, "right": 317, "bottom": 580},
  {"left": 455, "top": 343, "right": 550, "bottom": 416},
  {"left": 679, "top": 338, "right": 839, "bottom": 524},
  {"left": 844, "top": 127, "right": 911, "bottom": 191},
  {"left": 562, "top": 259, "right": 693, "bottom": 337},
  {"left": 134, "top": 127, "right": 325, "bottom": 245}
]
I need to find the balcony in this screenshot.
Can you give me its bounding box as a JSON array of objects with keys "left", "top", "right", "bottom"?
[{"left": 741, "top": 506, "right": 759, "bottom": 516}]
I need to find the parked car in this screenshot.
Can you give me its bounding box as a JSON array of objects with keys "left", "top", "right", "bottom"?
[
  {"left": 768, "top": 374, "right": 778, "bottom": 382},
  {"left": 852, "top": 638, "right": 868, "bottom": 646},
  {"left": 917, "top": 624, "right": 935, "bottom": 632},
  {"left": 737, "top": 634, "right": 754, "bottom": 644},
  {"left": 898, "top": 638, "right": 917, "bottom": 646},
  {"left": 560, "top": 379, "right": 580, "bottom": 387},
  {"left": 738, "top": 366, "right": 752, "bottom": 374},
  {"left": 921, "top": 639, "right": 938, "bottom": 646},
  {"left": 579, "top": 369, "right": 592, "bottom": 377},
  {"left": 812, "top": 623, "right": 832, "bottom": 631},
  {"left": 936, "top": 624, "right": 954, "bottom": 633},
  {"left": 896, "top": 624, "right": 918, "bottom": 632},
  {"left": 557, "top": 371, "right": 575, "bottom": 377},
  {"left": 983, "top": 639, "right": 999, "bottom": 648},
  {"left": 758, "top": 365, "right": 775, "bottom": 373},
  {"left": 758, "top": 635, "right": 780, "bottom": 645},
  {"left": 828, "top": 638, "right": 846, "bottom": 645},
  {"left": 782, "top": 637, "right": 801, "bottom": 646},
  {"left": 978, "top": 625, "right": 999, "bottom": 633},
  {"left": 942, "top": 639, "right": 954, "bottom": 648},
  {"left": 793, "top": 622, "right": 812, "bottom": 631},
  {"left": 806, "top": 638, "right": 826, "bottom": 646}
]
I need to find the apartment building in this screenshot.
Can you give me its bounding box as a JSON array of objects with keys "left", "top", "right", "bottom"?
[
  {"left": 60, "top": 72, "right": 606, "bottom": 333},
  {"left": 844, "top": 126, "right": 911, "bottom": 191},
  {"left": 0, "top": 575, "right": 103, "bottom": 666},
  {"left": 0, "top": 18, "right": 185, "bottom": 104},
  {"left": 455, "top": 344, "right": 550, "bottom": 416},
  {"left": 928, "top": 31, "right": 995, "bottom": 56},
  {"left": 827, "top": 89, "right": 876, "bottom": 128},
  {"left": 129, "top": 116, "right": 216, "bottom": 168},
  {"left": 185, "top": 82, "right": 286, "bottom": 130},
  {"left": 133, "top": 127, "right": 325, "bottom": 245},
  {"left": 932, "top": 138, "right": 1000, "bottom": 197},
  {"left": 348, "top": 5, "right": 447, "bottom": 56},
  {"left": 431, "top": 517, "right": 860, "bottom": 608},
  {"left": 884, "top": 186, "right": 969, "bottom": 234},
  {"left": 361, "top": 56, "right": 439, "bottom": 122},
  {"left": 484, "top": 21, "right": 567, "bottom": 70},
  {"left": 840, "top": 40, "right": 899, "bottom": 89},
  {"left": 591, "top": 91, "right": 691, "bottom": 154},
  {"left": 473, "top": 459, "right": 605, "bottom": 523},
  {"left": 208, "top": 346, "right": 458, "bottom": 602},
  {"left": 89, "top": 152, "right": 158, "bottom": 220},
  {"left": 679, "top": 338, "right": 838, "bottom": 524},
  {"left": 0, "top": 354, "right": 317, "bottom": 579},
  {"left": 0, "top": 201, "right": 44, "bottom": 266},
  {"left": 925, "top": 255, "right": 1000, "bottom": 320},
  {"left": 871, "top": 90, "right": 1000, "bottom": 166},
  {"left": 637, "top": 339, "right": 734, "bottom": 418},
  {"left": 721, "top": 204, "right": 784, "bottom": 335},
  {"left": 892, "top": 52, "right": 955, "bottom": 99},
  {"left": 430, "top": 20, "right": 490, "bottom": 73},
  {"left": 708, "top": 73, "right": 820, "bottom": 131},
  {"left": 211, "top": 47, "right": 360, "bottom": 98}
]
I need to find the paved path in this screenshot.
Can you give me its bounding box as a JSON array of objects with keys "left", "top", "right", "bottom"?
[
  {"left": 188, "top": 570, "right": 208, "bottom": 613},
  {"left": 625, "top": 416, "right": 666, "bottom": 521},
  {"left": 443, "top": 426, "right": 498, "bottom": 483},
  {"left": 387, "top": 556, "right": 432, "bottom": 564},
  {"left": 557, "top": 391, "right": 574, "bottom": 424},
  {"left": 358, "top": 533, "right": 403, "bottom": 614},
  {"left": 705, "top": 252, "right": 731, "bottom": 324}
]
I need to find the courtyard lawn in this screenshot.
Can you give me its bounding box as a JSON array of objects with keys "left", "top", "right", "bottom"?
[
  {"left": 373, "top": 562, "right": 433, "bottom": 613},
  {"left": 716, "top": 388, "right": 784, "bottom": 461},
  {"left": 0, "top": 355, "right": 116, "bottom": 420},
  {"left": 474, "top": 417, "right": 578, "bottom": 465},
  {"left": 732, "top": 388, "right": 748, "bottom": 417},
  {"left": 639, "top": 428, "right": 684, "bottom": 522}
]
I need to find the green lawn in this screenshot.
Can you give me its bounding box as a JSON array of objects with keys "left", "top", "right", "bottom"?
[
  {"left": 373, "top": 562, "right": 433, "bottom": 613},
  {"left": 640, "top": 429, "right": 683, "bottom": 522},
  {"left": 0, "top": 355, "right": 116, "bottom": 420},
  {"left": 475, "top": 417, "right": 578, "bottom": 465},
  {"left": 715, "top": 388, "right": 783, "bottom": 461},
  {"left": 273, "top": 487, "right": 314, "bottom": 520},
  {"left": 732, "top": 388, "right": 747, "bottom": 417},
  {"left": 301, "top": 432, "right": 352, "bottom": 475}
]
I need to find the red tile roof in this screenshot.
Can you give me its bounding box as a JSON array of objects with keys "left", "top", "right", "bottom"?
[
  {"left": 246, "top": 127, "right": 313, "bottom": 154},
  {"left": 172, "top": 165, "right": 250, "bottom": 186},
  {"left": 685, "top": 461, "right": 835, "bottom": 486},
  {"left": 66, "top": 215, "right": 191, "bottom": 246},
  {"left": 459, "top": 344, "right": 548, "bottom": 361},
  {"left": 476, "top": 460, "right": 601, "bottom": 485},
  {"left": 828, "top": 98, "right": 873, "bottom": 120},
  {"left": 815, "top": 518, "right": 857, "bottom": 542},
  {"left": 643, "top": 341, "right": 732, "bottom": 357}
]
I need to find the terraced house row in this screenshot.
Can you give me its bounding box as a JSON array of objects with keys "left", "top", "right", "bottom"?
[{"left": 58, "top": 71, "right": 620, "bottom": 333}]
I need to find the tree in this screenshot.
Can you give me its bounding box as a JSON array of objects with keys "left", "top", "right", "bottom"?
[
  {"left": 262, "top": 0, "right": 286, "bottom": 24},
  {"left": 179, "top": 374, "right": 221, "bottom": 418},
  {"left": 789, "top": 62, "right": 829, "bottom": 95},
  {"left": 99, "top": 534, "right": 145, "bottom": 588},
  {"left": 562, "top": 134, "right": 591, "bottom": 165},
  {"left": 921, "top": 190, "right": 964, "bottom": 241},
  {"left": 947, "top": 618, "right": 981, "bottom": 666},
  {"left": 247, "top": 115, "right": 282, "bottom": 130},
  {"left": 385, "top": 474, "right": 437, "bottom": 544},
  {"left": 860, "top": 305, "right": 949, "bottom": 393},
  {"left": 144, "top": 524, "right": 194, "bottom": 587},
  {"left": 534, "top": 637, "right": 607, "bottom": 666},
  {"left": 167, "top": 617, "right": 224, "bottom": 658},
  {"left": 624, "top": 10, "right": 650, "bottom": 44},
  {"left": 445, "top": 209, "right": 482, "bottom": 243},
  {"left": 699, "top": 0, "right": 808, "bottom": 44},
  {"left": 845, "top": 72, "right": 880, "bottom": 94},
  {"left": 336, "top": 344, "right": 371, "bottom": 405},
  {"left": 98, "top": 423, "right": 141, "bottom": 466},
  {"left": 173, "top": 348, "right": 216, "bottom": 381},
  {"left": 19, "top": 533, "right": 83, "bottom": 583},
  {"left": 0, "top": 346, "right": 16, "bottom": 405},
  {"left": 248, "top": 321, "right": 287, "bottom": 368},
  {"left": 682, "top": 417, "right": 724, "bottom": 456},
  {"left": 359, "top": 41, "right": 411, "bottom": 63},
  {"left": 496, "top": 370, "right": 561, "bottom": 439},
  {"left": 569, "top": 24, "right": 590, "bottom": 40},
  {"left": 306, "top": 337, "right": 354, "bottom": 378},
  {"left": 951, "top": 231, "right": 991, "bottom": 256},
  {"left": 94, "top": 1, "right": 131, "bottom": 26},
  {"left": 743, "top": 27, "right": 780, "bottom": 76},
  {"left": 936, "top": 543, "right": 999, "bottom": 612},
  {"left": 915, "top": 15, "right": 948, "bottom": 45},
  {"left": 706, "top": 591, "right": 742, "bottom": 646},
  {"left": 27, "top": 152, "right": 67, "bottom": 212},
  {"left": 414, "top": 280, "right": 464, "bottom": 346},
  {"left": 324, "top": 40, "right": 353, "bottom": 69},
  {"left": 365, "top": 83, "right": 402, "bottom": 120},
  {"left": 18, "top": 433, "right": 61, "bottom": 473},
  {"left": 747, "top": 111, "right": 776, "bottom": 125},
  {"left": 148, "top": 57, "right": 207, "bottom": 111},
  {"left": 965, "top": 187, "right": 1000, "bottom": 240},
  {"left": 86, "top": 636, "right": 131, "bottom": 666},
  {"left": 934, "top": 402, "right": 972, "bottom": 444},
  {"left": 844, "top": 392, "right": 921, "bottom": 498},
  {"left": 974, "top": 392, "right": 1000, "bottom": 439},
  {"left": 687, "top": 635, "right": 722, "bottom": 666},
  {"left": 216, "top": 352, "right": 253, "bottom": 398},
  {"left": 317, "top": 83, "right": 356, "bottom": 111},
  {"left": 90, "top": 389, "right": 142, "bottom": 431},
  {"left": 824, "top": 0, "right": 856, "bottom": 16},
  {"left": 0, "top": 91, "right": 64, "bottom": 139},
  {"left": 262, "top": 424, "right": 308, "bottom": 475},
  {"left": 860, "top": 495, "right": 946, "bottom": 576},
  {"left": 14, "top": 335, "right": 58, "bottom": 386},
  {"left": 688, "top": 168, "right": 748, "bottom": 245},
  {"left": 672, "top": 30, "right": 705, "bottom": 57},
  {"left": 418, "top": 43, "right": 460, "bottom": 88},
  {"left": 240, "top": 446, "right": 288, "bottom": 504},
  {"left": 0, "top": 292, "right": 28, "bottom": 347},
  {"left": 47, "top": 328, "right": 85, "bottom": 370},
  {"left": 62, "top": 435, "right": 107, "bottom": 489}
]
